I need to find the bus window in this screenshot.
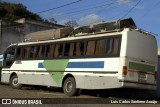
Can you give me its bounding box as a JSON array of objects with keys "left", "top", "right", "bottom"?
[
  {"left": 64, "top": 42, "right": 76, "bottom": 56},
  {"left": 112, "top": 38, "right": 120, "bottom": 55},
  {"left": 16, "top": 47, "right": 21, "bottom": 58},
  {"left": 86, "top": 40, "right": 95, "bottom": 55},
  {"left": 95, "top": 39, "right": 105, "bottom": 55},
  {"left": 30, "top": 46, "right": 40, "bottom": 58},
  {"left": 21, "top": 47, "right": 29, "bottom": 58},
  {"left": 38, "top": 45, "right": 46, "bottom": 58},
  {"left": 48, "top": 44, "right": 55, "bottom": 57},
  {"left": 64, "top": 43, "right": 70, "bottom": 56},
  {"left": 4, "top": 46, "right": 16, "bottom": 67},
  {"left": 46, "top": 45, "right": 50, "bottom": 57},
  {"left": 69, "top": 43, "right": 75, "bottom": 56},
  {"left": 106, "top": 38, "right": 113, "bottom": 55},
  {"left": 54, "top": 44, "right": 63, "bottom": 57},
  {"left": 106, "top": 37, "right": 120, "bottom": 56},
  {"left": 75, "top": 42, "right": 84, "bottom": 56}
]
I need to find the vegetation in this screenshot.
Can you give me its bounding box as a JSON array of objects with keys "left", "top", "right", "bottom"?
[
  {"left": 64, "top": 20, "right": 78, "bottom": 27},
  {"left": 0, "top": 1, "right": 43, "bottom": 21}
]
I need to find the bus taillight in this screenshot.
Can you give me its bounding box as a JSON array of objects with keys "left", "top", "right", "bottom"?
[{"left": 123, "top": 66, "right": 128, "bottom": 75}]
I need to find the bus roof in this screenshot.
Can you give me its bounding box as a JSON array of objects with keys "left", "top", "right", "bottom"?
[{"left": 15, "top": 30, "right": 122, "bottom": 46}]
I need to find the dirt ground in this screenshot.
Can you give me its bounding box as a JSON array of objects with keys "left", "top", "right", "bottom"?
[{"left": 0, "top": 83, "right": 159, "bottom": 107}]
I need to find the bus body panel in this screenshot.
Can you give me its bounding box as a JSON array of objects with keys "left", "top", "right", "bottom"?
[
  {"left": 119, "top": 29, "right": 157, "bottom": 90},
  {"left": 1, "top": 57, "right": 120, "bottom": 89},
  {"left": 1, "top": 28, "right": 157, "bottom": 91}
]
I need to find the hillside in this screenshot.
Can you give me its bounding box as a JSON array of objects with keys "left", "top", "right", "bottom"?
[{"left": 0, "top": 2, "right": 43, "bottom": 21}]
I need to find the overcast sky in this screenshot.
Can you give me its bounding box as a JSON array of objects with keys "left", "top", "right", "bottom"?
[{"left": 2, "top": 0, "right": 160, "bottom": 47}]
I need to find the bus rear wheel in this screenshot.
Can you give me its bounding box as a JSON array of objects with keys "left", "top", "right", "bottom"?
[
  {"left": 63, "top": 77, "right": 79, "bottom": 96},
  {"left": 9, "top": 75, "right": 22, "bottom": 89}
]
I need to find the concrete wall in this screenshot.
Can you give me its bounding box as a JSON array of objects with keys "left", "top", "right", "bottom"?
[
  {"left": 1, "top": 25, "right": 24, "bottom": 53},
  {"left": 0, "top": 19, "right": 64, "bottom": 54}
]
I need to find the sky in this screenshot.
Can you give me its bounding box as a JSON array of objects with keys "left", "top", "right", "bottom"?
[{"left": 2, "top": 0, "right": 160, "bottom": 47}]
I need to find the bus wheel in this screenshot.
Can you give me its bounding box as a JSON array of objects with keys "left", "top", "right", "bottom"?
[
  {"left": 63, "top": 77, "right": 79, "bottom": 96},
  {"left": 9, "top": 75, "right": 22, "bottom": 89}
]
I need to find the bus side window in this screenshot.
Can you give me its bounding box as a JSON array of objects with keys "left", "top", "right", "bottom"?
[
  {"left": 30, "top": 46, "right": 40, "bottom": 58},
  {"left": 16, "top": 47, "right": 21, "bottom": 58},
  {"left": 46, "top": 45, "right": 50, "bottom": 57},
  {"left": 106, "top": 38, "right": 113, "bottom": 55},
  {"left": 112, "top": 38, "right": 120, "bottom": 55},
  {"left": 69, "top": 43, "right": 75, "bottom": 56},
  {"left": 64, "top": 43, "right": 70, "bottom": 56},
  {"left": 46, "top": 44, "right": 55, "bottom": 57},
  {"left": 54, "top": 44, "right": 63, "bottom": 57},
  {"left": 95, "top": 39, "right": 105, "bottom": 55},
  {"left": 4, "top": 46, "right": 16, "bottom": 67},
  {"left": 106, "top": 37, "right": 120, "bottom": 56},
  {"left": 38, "top": 45, "right": 46, "bottom": 58},
  {"left": 86, "top": 40, "right": 95, "bottom": 55},
  {"left": 21, "top": 47, "right": 29, "bottom": 58},
  {"left": 75, "top": 42, "right": 84, "bottom": 56}
]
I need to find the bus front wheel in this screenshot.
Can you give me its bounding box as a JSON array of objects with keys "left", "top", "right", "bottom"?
[
  {"left": 9, "top": 75, "right": 22, "bottom": 89},
  {"left": 63, "top": 77, "right": 79, "bottom": 96}
]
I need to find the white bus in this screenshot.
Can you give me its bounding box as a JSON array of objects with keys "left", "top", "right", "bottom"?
[
  {"left": 0, "top": 55, "right": 3, "bottom": 81},
  {"left": 1, "top": 18, "right": 157, "bottom": 96},
  {"left": 0, "top": 55, "right": 3, "bottom": 67}
]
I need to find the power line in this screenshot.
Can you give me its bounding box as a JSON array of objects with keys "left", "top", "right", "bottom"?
[
  {"left": 140, "top": 1, "right": 160, "bottom": 19},
  {"left": 121, "top": 0, "right": 142, "bottom": 19},
  {"left": 10, "top": 0, "right": 83, "bottom": 20},
  {"left": 37, "top": 0, "right": 83, "bottom": 14},
  {"left": 47, "top": 0, "right": 135, "bottom": 19},
  {"left": 43, "top": 0, "right": 112, "bottom": 18}
]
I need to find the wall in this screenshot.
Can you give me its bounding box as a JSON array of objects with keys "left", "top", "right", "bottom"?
[{"left": 0, "top": 19, "right": 64, "bottom": 54}]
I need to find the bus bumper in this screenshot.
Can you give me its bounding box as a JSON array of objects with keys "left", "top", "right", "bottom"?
[{"left": 119, "top": 80, "right": 156, "bottom": 90}]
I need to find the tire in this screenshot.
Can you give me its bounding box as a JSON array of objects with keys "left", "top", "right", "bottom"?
[
  {"left": 9, "top": 75, "right": 22, "bottom": 89},
  {"left": 63, "top": 77, "right": 79, "bottom": 96}
]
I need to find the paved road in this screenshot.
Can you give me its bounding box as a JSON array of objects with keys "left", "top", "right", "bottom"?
[{"left": 0, "top": 83, "right": 159, "bottom": 107}]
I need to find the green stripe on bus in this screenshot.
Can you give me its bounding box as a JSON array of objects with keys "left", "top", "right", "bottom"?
[
  {"left": 43, "top": 59, "right": 69, "bottom": 85},
  {"left": 129, "top": 62, "right": 155, "bottom": 72}
]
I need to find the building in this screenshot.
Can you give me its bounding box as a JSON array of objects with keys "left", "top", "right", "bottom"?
[{"left": 0, "top": 18, "right": 64, "bottom": 54}]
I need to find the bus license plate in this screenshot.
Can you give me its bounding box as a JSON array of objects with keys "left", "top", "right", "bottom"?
[{"left": 138, "top": 73, "right": 146, "bottom": 82}]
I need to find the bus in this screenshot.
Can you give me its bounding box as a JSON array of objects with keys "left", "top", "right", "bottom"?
[
  {"left": 0, "top": 55, "right": 3, "bottom": 81},
  {"left": 157, "top": 49, "right": 160, "bottom": 97},
  {"left": 1, "top": 18, "right": 157, "bottom": 96},
  {"left": 0, "top": 55, "right": 3, "bottom": 68}
]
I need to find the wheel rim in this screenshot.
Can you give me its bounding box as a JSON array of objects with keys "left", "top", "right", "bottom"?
[
  {"left": 65, "top": 81, "right": 73, "bottom": 93},
  {"left": 12, "top": 77, "right": 19, "bottom": 87}
]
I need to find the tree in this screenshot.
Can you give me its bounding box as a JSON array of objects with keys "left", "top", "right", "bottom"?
[
  {"left": 64, "top": 20, "right": 78, "bottom": 27},
  {"left": 0, "top": 2, "right": 43, "bottom": 21},
  {"left": 48, "top": 18, "right": 57, "bottom": 24}
]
